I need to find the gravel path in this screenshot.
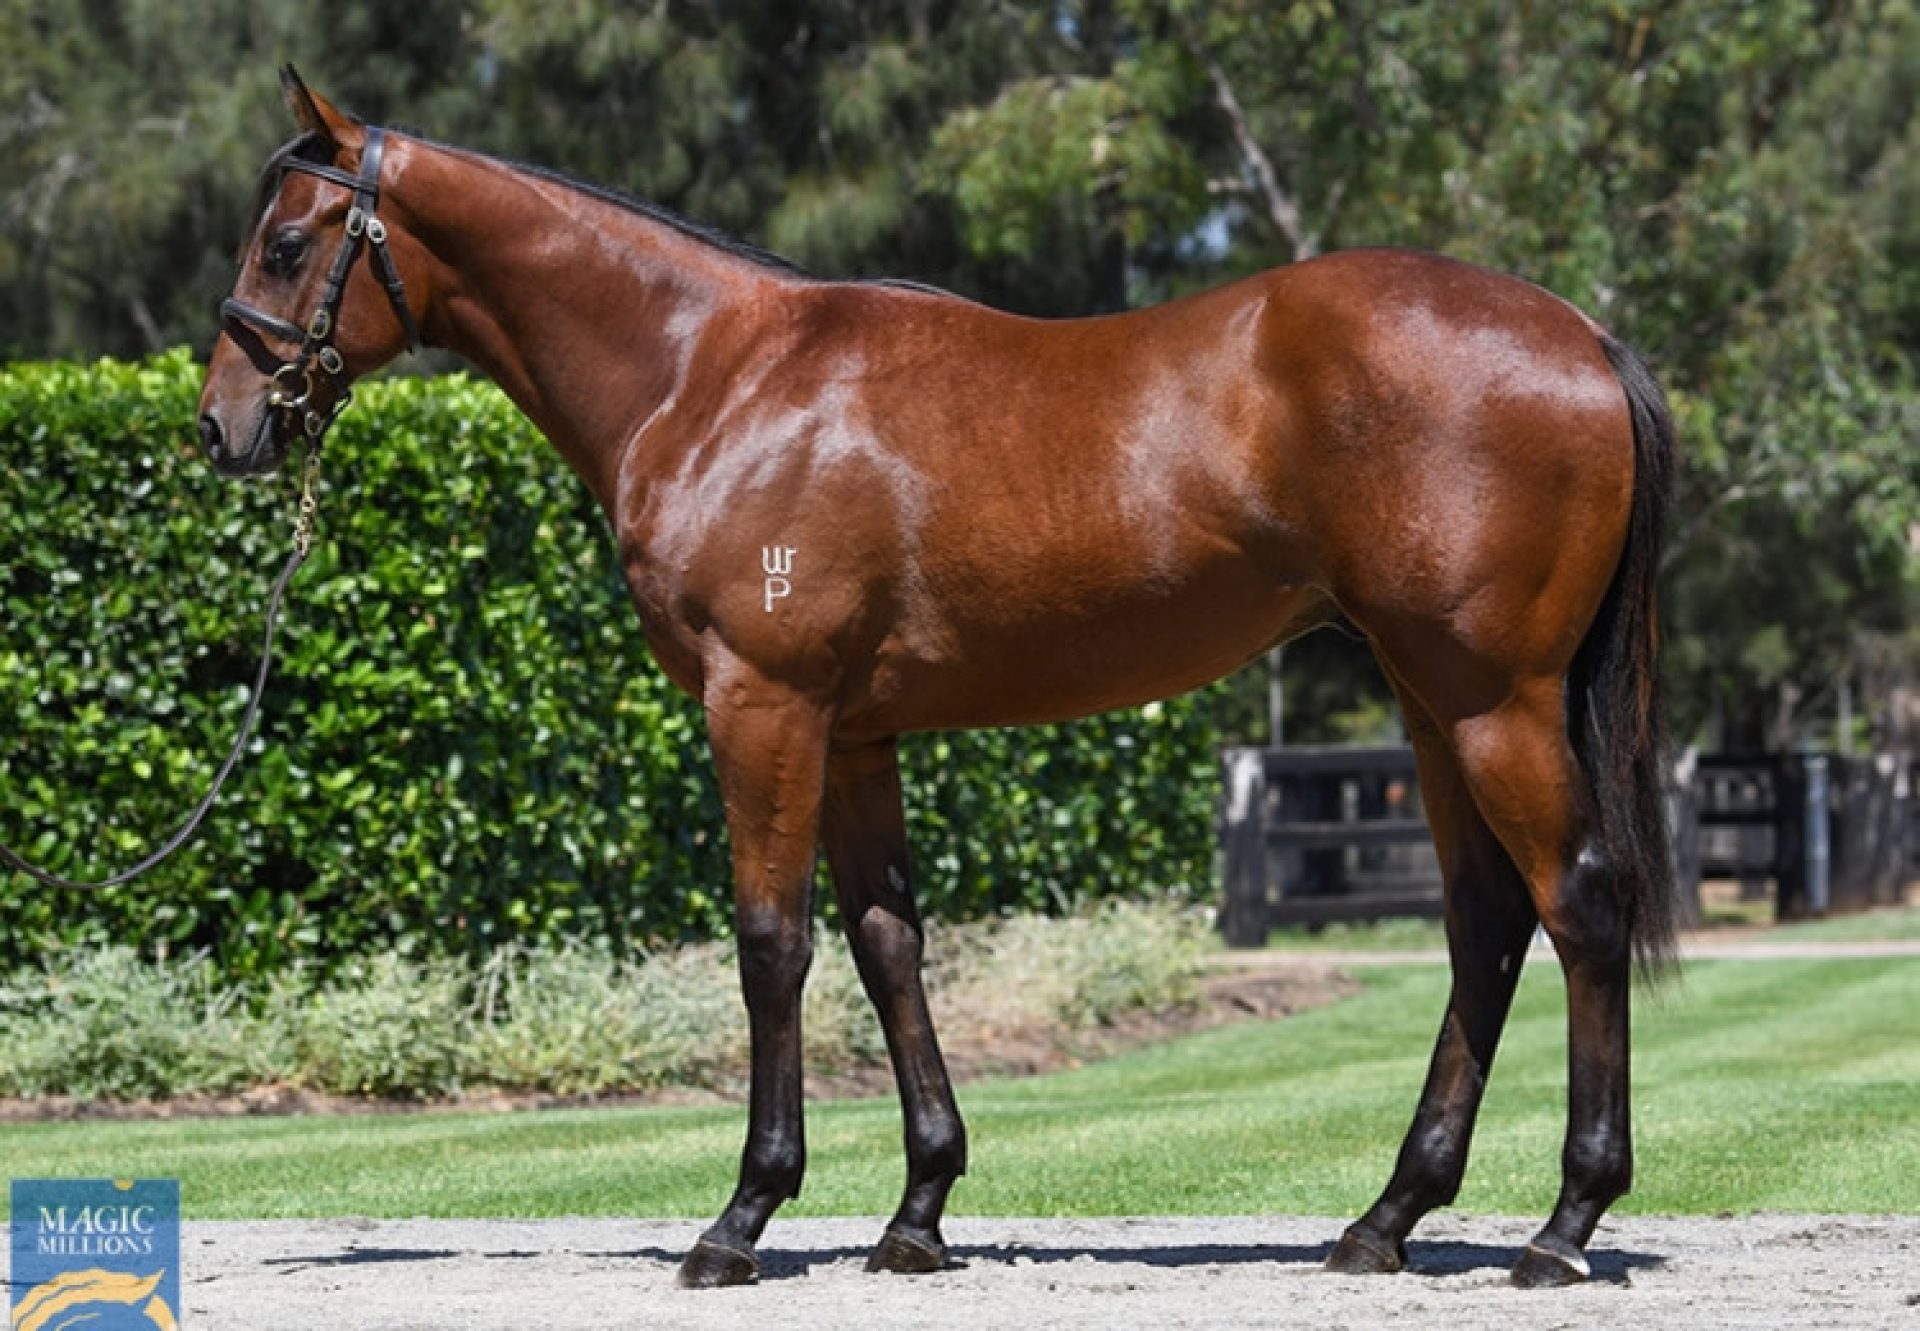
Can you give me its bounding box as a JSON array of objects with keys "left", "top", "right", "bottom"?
[{"left": 182, "top": 1213, "right": 1920, "bottom": 1329}]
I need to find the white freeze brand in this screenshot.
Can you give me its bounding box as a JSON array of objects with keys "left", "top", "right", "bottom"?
[{"left": 762, "top": 546, "right": 797, "bottom": 612}]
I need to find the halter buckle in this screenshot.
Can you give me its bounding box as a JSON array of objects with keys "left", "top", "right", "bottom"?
[
  {"left": 267, "top": 362, "right": 315, "bottom": 410},
  {"left": 307, "top": 308, "right": 331, "bottom": 341},
  {"left": 345, "top": 206, "right": 367, "bottom": 238},
  {"left": 317, "top": 345, "right": 344, "bottom": 375},
  {"left": 365, "top": 216, "right": 388, "bottom": 245}
]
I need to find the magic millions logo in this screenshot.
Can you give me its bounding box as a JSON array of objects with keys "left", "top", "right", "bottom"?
[{"left": 8, "top": 1180, "right": 179, "bottom": 1331}]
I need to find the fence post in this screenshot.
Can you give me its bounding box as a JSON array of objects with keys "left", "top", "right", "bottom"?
[
  {"left": 1775, "top": 752, "right": 1833, "bottom": 921},
  {"left": 1667, "top": 747, "right": 1702, "bottom": 928},
  {"left": 1219, "top": 747, "right": 1270, "bottom": 947},
  {"left": 1803, "top": 752, "right": 1831, "bottom": 917}
]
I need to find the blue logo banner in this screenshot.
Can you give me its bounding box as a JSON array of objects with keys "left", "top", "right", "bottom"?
[{"left": 8, "top": 1179, "right": 180, "bottom": 1331}]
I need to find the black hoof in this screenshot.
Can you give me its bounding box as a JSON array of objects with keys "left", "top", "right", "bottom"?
[
  {"left": 677, "top": 1237, "right": 759, "bottom": 1288},
  {"left": 1510, "top": 1234, "right": 1591, "bottom": 1288},
  {"left": 1324, "top": 1226, "right": 1405, "bottom": 1275},
  {"left": 866, "top": 1227, "right": 947, "bottom": 1275}
]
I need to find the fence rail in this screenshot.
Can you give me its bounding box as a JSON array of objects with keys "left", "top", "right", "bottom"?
[
  {"left": 1220, "top": 744, "right": 1916, "bottom": 947},
  {"left": 1218, "top": 744, "right": 1441, "bottom": 947}
]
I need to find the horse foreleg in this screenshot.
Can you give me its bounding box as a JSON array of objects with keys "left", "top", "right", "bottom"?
[
  {"left": 677, "top": 678, "right": 830, "bottom": 1289},
  {"left": 822, "top": 739, "right": 967, "bottom": 1274},
  {"left": 1328, "top": 703, "right": 1538, "bottom": 1274}
]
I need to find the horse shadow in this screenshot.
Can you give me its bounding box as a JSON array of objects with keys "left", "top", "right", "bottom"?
[
  {"left": 260, "top": 1247, "right": 467, "bottom": 1271},
  {"left": 603, "top": 1237, "right": 1665, "bottom": 1285}
]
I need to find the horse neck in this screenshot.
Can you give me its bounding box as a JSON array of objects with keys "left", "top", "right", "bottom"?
[{"left": 387, "top": 138, "right": 786, "bottom": 509}]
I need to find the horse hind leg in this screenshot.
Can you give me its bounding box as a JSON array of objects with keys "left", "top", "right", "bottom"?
[
  {"left": 1327, "top": 677, "right": 1539, "bottom": 1275},
  {"left": 1439, "top": 677, "right": 1637, "bottom": 1286},
  {"left": 822, "top": 739, "right": 967, "bottom": 1274}
]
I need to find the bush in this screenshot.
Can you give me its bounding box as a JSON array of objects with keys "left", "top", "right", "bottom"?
[
  {"left": 276, "top": 952, "right": 472, "bottom": 1099},
  {"left": 930, "top": 898, "right": 1205, "bottom": 1033},
  {"left": 470, "top": 942, "right": 746, "bottom": 1095},
  {"left": 0, "top": 905, "right": 1211, "bottom": 1103},
  {"left": 0, "top": 354, "right": 1224, "bottom": 974},
  {"left": 0, "top": 946, "right": 259, "bottom": 1099}
]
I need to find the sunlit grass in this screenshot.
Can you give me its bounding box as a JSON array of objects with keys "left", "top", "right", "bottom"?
[{"left": 4, "top": 956, "right": 1913, "bottom": 1220}]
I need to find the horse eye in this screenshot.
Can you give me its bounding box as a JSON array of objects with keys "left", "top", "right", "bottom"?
[{"left": 263, "top": 229, "right": 308, "bottom": 277}]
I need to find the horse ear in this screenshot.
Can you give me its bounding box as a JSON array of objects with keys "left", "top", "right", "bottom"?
[{"left": 279, "top": 64, "right": 357, "bottom": 149}]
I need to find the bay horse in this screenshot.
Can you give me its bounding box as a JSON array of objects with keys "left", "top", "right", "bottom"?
[{"left": 200, "top": 70, "right": 1677, "bottom": 1290}]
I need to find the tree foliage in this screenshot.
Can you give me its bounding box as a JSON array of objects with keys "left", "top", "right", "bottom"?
[{"left": 2, "top": 0, "right": 1915, "bottom": 751}]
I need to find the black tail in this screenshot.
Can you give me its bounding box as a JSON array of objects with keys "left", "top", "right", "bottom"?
[{"left": 1572, "top": 334, "right": 1679, "bottom": 975}]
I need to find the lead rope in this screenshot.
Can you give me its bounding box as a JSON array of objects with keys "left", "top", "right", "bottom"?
[{"left": 0, "top": 445, "right": 323, "bottom": 891}]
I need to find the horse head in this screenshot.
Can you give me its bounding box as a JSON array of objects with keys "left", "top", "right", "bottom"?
[{"left": 199, "top": 66, "right": 425, "bottom": 477}]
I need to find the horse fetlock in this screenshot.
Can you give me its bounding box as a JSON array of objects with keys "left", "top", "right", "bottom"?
[
  {"left": 909, "top": 1113, "right": 968, "bottom": 1183},
  {"left": 741, "top": 1143, "right": 806, "bottom": 1205},
  {"left": 1397, "top": 1122, "right": 1471, "bottom": 1211},
  {"left": 1562, "top": 1129, "right": 1632, "bottom": 1211}
]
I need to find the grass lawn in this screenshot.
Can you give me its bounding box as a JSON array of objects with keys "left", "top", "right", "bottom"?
[
  {"left": 1259, "top": 899, "right": 1920, "bottom": 952},
  {"left": 1752, "top": 903, "right": 1920, "bottom": 943},
  {"left": 1, "top": 956, "right": 1914, "bottom": 1220},
  {"left": 1259, "top": 916, "right": 1446, "bottom": 952}
]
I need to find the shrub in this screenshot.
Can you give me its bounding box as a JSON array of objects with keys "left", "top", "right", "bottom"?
[
  {"left": 470, "top": 942, "right": 746, "bottom": 1095},
  {"left": 929, "top": 898, "right": 1206, "bottom": 1034},
  {"left": 0, "top": 354, "right": 1224, "bottom": 974},
  {"left": 0, "top": 946, "right": 259, "bottom": 1099},
  {"left": 0, "top": 905, "right": 1211, "bottom": 1103},
  {"left": 275, "top": 953, "right": 471, "bottom": 1099}
]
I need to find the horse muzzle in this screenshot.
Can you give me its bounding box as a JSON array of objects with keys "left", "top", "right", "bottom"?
[{"left": 200, "top": 400, "right": 290, "bottom": 478}]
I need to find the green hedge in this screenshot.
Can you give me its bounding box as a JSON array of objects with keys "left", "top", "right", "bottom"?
[{"left": 0, "top": 353, "right": 1223, "bottom": 976}]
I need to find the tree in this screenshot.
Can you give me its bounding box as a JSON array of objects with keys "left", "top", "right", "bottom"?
[
  {"left": 919, "top": 0, "right": 1920, "bottom": 749},
  {"left": 3, "top": 0, "right": 1914, "bottom": 747}
]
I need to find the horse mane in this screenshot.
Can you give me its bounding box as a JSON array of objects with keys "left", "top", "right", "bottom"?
[
  {"left": 411, "top": 133, "right": 974, "bottom": 297},
  {"left": 244, "top": 124, "right": 964, "bottom": 299},
  {"left": 499, "top": 157, "right": 816, "bottom": 280}
]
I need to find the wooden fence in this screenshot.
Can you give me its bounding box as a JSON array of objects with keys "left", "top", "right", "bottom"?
[
  {"left": 1220, "top": 744, "right": 1916, "bottom": 946},
  {"left": 1218, "top": 744, "right": 1439, "bottom": 947}
]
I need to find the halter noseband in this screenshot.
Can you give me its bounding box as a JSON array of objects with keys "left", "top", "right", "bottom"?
[{"left": 221, "top": 126, "right": 422, "bottom": 440}]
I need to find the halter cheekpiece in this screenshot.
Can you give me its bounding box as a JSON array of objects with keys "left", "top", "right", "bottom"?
[{"left": 221, "top": 125, "right": 421, "bottom": 440}]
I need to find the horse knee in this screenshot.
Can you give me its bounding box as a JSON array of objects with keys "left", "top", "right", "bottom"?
[{"left": 736, "top": 906, "right": 813, "bottom": 990}]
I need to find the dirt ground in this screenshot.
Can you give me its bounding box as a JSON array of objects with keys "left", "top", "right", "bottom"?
[{"left": 181, "top": 1212, "right": 1920, "bottom": 1329}]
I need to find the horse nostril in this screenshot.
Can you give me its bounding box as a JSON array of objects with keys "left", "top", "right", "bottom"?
[{"left": 199, "top": 413, "right": 225, "bottom": 457}]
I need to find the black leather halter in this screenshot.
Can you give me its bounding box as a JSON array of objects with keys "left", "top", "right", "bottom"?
[{"left": 221, "top": 126, "right": 422, "bottom": 440}]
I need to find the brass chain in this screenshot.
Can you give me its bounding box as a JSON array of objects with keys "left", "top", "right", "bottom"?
[{"left": 293, "top": 445, "right": 322, "bottom": 558}]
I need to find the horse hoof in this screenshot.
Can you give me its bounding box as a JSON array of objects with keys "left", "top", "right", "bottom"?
[
  {"left": 1510, "top": 1235, "right": 1591, "bottom": 1288},
  {"left": 866, "top": 1227, "right": 947, "bottom": 1275},
  {"left": 1325, "top": 1227, "right": 1405, "bottom": 1275},
  {"left": 677, "top": 1238, "right": 759, "bottom": 1288}
]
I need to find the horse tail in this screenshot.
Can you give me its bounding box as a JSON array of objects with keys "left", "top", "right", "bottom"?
[{"left": 1570, "top": 333, "right": 1679, "bottom": 975}]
